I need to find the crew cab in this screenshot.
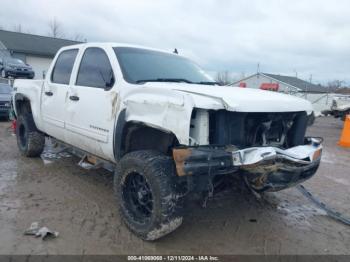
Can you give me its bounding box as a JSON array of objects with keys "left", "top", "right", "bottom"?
[{"left": 12, "top": 43, "right": 322, "bottom": 240}]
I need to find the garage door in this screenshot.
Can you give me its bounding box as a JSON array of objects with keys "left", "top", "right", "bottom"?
[{"left": 26, "top": 55, "right": 52, "bottom": 79}]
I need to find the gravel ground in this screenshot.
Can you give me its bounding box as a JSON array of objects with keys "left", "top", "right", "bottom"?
[{"left": 0, "top": 116, "right": 349, "bottom": 255}]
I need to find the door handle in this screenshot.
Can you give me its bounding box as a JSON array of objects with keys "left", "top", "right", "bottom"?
[
  {"left": 45, "top": 91, "right": 53, "bottom": 96},
  {"left": 69, "top": 95, "right": 79, "bottom": 101}
]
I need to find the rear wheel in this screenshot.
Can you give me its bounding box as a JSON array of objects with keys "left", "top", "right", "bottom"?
[
  {"left": 114, "top": 150, "right": 183, "bottom": 241},
  {"left": 16, "top": 113, "right": 45, "bottom": 157}
]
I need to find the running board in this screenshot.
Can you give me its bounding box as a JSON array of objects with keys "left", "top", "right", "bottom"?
[{"left": 78, "top": 155, "right": 103, "bottom": 170}]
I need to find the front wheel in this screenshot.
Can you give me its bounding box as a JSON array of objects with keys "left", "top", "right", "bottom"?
[
  {"left": 16, "top": 113, "right": 45, "bottom": 157},
  {"left": 114, "top": 150, "right": 183, "bottom": 241}
]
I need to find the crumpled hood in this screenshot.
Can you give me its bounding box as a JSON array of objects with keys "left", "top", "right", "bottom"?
[{"left": 142, "top": 82, "right": 313, "bottom": 113}]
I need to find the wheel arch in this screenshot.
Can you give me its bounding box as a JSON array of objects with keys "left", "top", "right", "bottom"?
[
  {"left": 14, "top": 93, "right": 32, "bottom": 117},
  {"left": 114, "top": 109, "right": 180, "bottom": 161}
]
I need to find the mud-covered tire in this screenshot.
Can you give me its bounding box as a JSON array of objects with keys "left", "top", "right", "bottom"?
[
  {"left": 16, "top": 113, "right": 45, "bottom": 157},
  {"left": 114, "top": 150, "right": 183, "bottom": 241}
]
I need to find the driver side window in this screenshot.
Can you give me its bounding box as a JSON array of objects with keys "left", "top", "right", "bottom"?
[{"left": 76, "top": 47, "right": 115, "bottom": 89}]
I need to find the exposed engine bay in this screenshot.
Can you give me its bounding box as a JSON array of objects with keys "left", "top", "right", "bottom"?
[{"left": 190, "top": 109, "right": 308, "bottom": 149}]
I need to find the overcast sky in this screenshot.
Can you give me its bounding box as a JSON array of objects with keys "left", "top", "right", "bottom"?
[{"left": 0, "top": 0, "right": 349, "bottom": 84}]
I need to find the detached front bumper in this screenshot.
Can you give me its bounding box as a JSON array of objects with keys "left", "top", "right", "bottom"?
[{"left": 172, "top": 138, "right": 322, "bottom": 192}]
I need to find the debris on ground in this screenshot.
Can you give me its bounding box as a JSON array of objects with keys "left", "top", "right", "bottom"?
[
  {"left": 24, "top": 222, "right": 59, "bottom": 240},
  {"left": 40, "top": 139, "right": 71, "bottom": 165}
]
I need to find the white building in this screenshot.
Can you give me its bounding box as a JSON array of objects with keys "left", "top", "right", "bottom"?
[
  {"left": 0, "top": 30, "right": 80, "bottom": 79},
  {"left": 231, "top": 72, "right": 327, "bottom": 94},
  {"left": 231, "top": 73, "right": 330, "bottom": 113}
]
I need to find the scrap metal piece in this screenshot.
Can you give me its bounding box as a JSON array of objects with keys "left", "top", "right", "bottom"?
[
  {"left": 78, "top": 154, "right": 103, "bottom": 170},
  {"left": 24, "top": 222, "right": 59, "bottom": 240},
  {"left": 35, "top": 226, "right": 59, "bottom": 240},
  {"left": 297, "top": 184, "right": 350, "bottom": 226},
  {"left": 24, "top": 222, "right": 39, "bottom": 235}
]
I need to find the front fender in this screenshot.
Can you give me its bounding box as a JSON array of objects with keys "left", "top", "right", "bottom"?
[{"left": 122, "top": 87, "right": 194, "bottom": 145}]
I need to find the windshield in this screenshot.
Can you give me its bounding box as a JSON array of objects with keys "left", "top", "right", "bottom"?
[
  {"left": 0, "top": 84, "right": 12, "bottom": 94},
  {"left": 6, "top": 58, "right": 25, "bottom": 65},
  {"left": 12, "top": 59, "right": 25, "bottom": 65},
  {"left": 114, "top": 47, "right": 214, "bottom": 84}
]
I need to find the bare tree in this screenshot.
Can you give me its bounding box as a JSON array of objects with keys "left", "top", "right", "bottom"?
[
  {"left": 73, "top": 33, "right": 85, "bottom": 42},
  {"left": 48, "top": 18, "right": 64, "bottom": 38},
  {"left": 327, "top": 80, "right": 344, "bottom": 92},
  {"left": 215, "top": 71, "right": 233, "bottom": 85}
]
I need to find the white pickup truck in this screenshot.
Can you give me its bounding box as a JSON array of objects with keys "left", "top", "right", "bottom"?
[{"left": 13, "top": 43, "right": 322, "bottom": 240}]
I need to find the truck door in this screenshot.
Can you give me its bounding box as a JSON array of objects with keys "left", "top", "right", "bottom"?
[
  {"left": 41, "top": 49, "right": 78, "bottom": 140},
  {"left": 65, "top": 47, "right": 117, "bottom": 160}
]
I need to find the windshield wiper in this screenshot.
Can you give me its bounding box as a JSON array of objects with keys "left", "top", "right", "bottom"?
[{"left": 136, "top": 78, "right": 194, "bottom": 84}]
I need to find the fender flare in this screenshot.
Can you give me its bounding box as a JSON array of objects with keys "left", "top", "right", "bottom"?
[
  {"left": 113, "top": 109, "right": 127, "bottom": 161},
  {"left": 13, "top": 93, "right": 32, "bottom": 116}
]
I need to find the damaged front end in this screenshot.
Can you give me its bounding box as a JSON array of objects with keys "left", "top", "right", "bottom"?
[
  {"left": 173, "top": 109, "right": 322, "bottom": 193},
  {"left": 173, "top": 137, "right": 322, "bottom": 192}
]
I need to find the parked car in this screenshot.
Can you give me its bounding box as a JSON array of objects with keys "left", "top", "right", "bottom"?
[
  {"left": 322, "top": 95, "right": 350, "bottom": 121},
  {"left": 0, "top": 57, "right": 35, "bottom": 79},
  {"left": 0, "top": 83, "right": 12, "bottom": 120},
  {"left": 12, "top": 43, "right": 322, "bottom": 240}
]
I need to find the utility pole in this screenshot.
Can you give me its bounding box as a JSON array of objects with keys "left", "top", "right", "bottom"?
[{"left": 294, "top": 69, "right": 298, "bottom": 78}]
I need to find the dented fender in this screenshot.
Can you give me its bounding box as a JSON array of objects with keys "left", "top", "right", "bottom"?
[{"left": 121, "top": 87, "right": 194, "bottom": 144}]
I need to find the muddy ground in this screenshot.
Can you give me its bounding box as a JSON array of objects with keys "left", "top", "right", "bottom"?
[{"left": 0, "top": 117, "right": 349, "bottom": 255}]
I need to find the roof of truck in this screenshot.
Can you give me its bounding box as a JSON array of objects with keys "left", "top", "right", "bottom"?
[{"left": 64, "top": 42, "right": 177, "bottom": 55}]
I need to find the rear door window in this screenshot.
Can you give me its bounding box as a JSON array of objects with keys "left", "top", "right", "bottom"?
[
  {"left": 51, "top": 49, "right": 78, "bottom": 85},
  {"left": 76, "top": 47, "right": 115, "bottom": 89}
]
